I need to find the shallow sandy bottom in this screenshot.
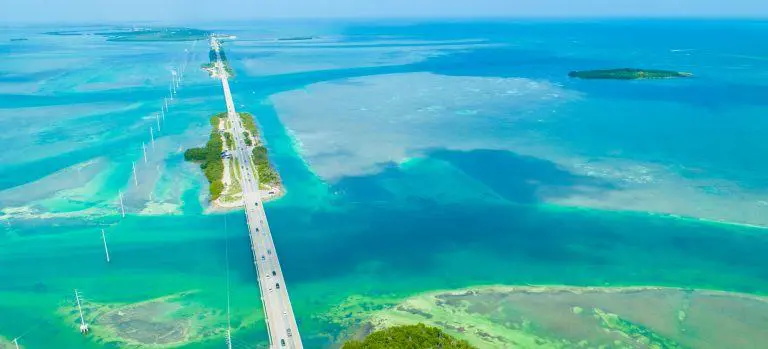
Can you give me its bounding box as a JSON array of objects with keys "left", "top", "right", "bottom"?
[
  {"left": 328, "top": 286, "right": 768, "bottom": 349},
  {"left": 57, "top": 291, "right": 257, "bottom": 349}
]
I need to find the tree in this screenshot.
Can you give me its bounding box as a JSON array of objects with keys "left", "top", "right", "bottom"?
[
  {"left": 342, "top": 324, "right": 475, "bottom": 349},
  {"left": 183, "top": 147, "right": 207, "bottom": 161}
]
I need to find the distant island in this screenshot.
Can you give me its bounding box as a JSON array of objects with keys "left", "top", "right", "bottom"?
[
  {"left": 10, "top": 38, "right": 28, "bottom": 42},
  {"left": 201, "top": 44, "right": 234, "bottom": 78},
  {"left": 44, "top": 27, "right": 210, "bottom": 42},
  {"left": 277, "top": 36, "right": 318, "bottom": 41},
  {"left": 569, "top": 68, "right": 693, "bottom": 80}
]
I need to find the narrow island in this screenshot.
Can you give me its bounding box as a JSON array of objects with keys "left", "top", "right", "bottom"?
[
  {"left": 568, "top": 68, "right": 693, "bottom": 80},
  {"left": 184, "top": 112, "right": 283, "bottom": 208},
  {"left": 10, "top": 38, "right": 28, "bottom": 42},
  {"left": 201, "top": 43, "right": 234, "bottom": 78},
  {"left": 277, "top": 36, "right": 318, "bottom": 41}
]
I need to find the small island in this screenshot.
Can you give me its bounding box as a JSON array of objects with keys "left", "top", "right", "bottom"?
[
  {"left": 201, "top": 45, "right": 234, "bottom": 78},
  {"left": 45, "top": 27, "right": 210, "bottom": 42},
  {"left": 184, "top": 112, "right": 282, "bottom": 208},
  {"left": 10, "top": 38, "right": 28, "bottom": 42},
  {"left": 568, "top": 68, "right": 693, "bottom": 80},
  {"left": 343, "top": 324, "right": 475, "bottom": 349}
]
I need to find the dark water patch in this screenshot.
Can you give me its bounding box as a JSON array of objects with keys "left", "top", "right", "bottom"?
[
  {"left": 269, "top": 193, "right": 768, "bottom": 295},
  {"left": 431, "top": 149, "right": 614, "bottom": 203}
]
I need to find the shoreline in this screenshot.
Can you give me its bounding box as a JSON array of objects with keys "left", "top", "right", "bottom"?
[
  {"left": 409, "top": 283, "right": 768, "bottom": 301},
  {"left": 342, "top": 283, "right": 768, "bottom": 349}
]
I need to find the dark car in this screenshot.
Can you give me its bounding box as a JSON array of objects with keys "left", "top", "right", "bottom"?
[
  {"left": 280, "top": 339, "right": 286, "bottom": 347},
  {"left": 272, "top": 270, "right": 276, "bottom": 276},
  {"left": 276, "top": 283, "right": 280, "bottom": 289},
  {"left": 287, "top": 329, "right": 292, "bottom": 337},
  {"left": 261, "top": 255, "right": 265, "bottom": 261}
]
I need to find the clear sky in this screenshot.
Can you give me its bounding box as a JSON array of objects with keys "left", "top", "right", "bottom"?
[{"left": 2, "top": 0, "right": 767, "bottom": 23}]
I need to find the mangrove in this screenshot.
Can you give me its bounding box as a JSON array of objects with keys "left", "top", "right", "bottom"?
[{"left": 342, "top": 324, "right": 476, "bottom": 349}]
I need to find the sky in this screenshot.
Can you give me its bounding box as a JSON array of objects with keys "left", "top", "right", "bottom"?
[{"left": 1, "top": 0, "right": 767, "bottom": 23}]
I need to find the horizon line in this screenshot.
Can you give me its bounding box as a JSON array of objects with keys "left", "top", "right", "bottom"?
[{"left": 2, "top": 14, "right": 768, "bottom": 26}]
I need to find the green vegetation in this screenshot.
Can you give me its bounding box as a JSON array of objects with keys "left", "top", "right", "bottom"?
[
  {"left": 209, "top": 49, "right": 217, "bottom": 63},
  {"left": 252, "top": 146, "right": 279, "bottom": 186},
  {"left": 343, "top": 324, "right": 476, "bottom": 349},
  {"left": 568, "top": 68, "right": 693, "bottom": 80},
  {"left": 205, "top": 46, "right": 235, "bottom": 77},
  {"left": 184, "top": 115, "right": 224, "bottom": 200},
  {"left": 239, "top": 112, "right": 260, "bottom": 138},
  {"left": 211, "top": 113, "right": 225, "bottom": 127},
  {"left": 243, "top": 131, "right": 253, "bottom": 146},
  {"left": 594, "top": 308, "right": 684, "bottom": 349},
  {"left": 223, "top": 132, "right": 234, "bottom": 149}
]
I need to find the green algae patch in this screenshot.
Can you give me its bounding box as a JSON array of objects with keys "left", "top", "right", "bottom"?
[
  {"left": 0, "top": 336, "right": 21, "bottom": 349},
  {"left": 331, "top": 286, "right": 768, "bottom": 349},
  {"left": 593, "top": 308, "right": 685, "bottom": 349},
  {"left": 57, "top": 291, "right": 256, "bottom": 348}
]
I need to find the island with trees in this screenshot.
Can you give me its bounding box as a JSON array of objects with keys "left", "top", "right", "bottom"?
[
  {"left": 342, "top": 324, "right": 475, "bottom": 349},
  {"left": 184, "top": 112, "right": 283, "bottom": 208},
  {"left": 202, "top": 44, "right": 234, "bottom": 78},
  {"left": 568, "top": 68, "right": 693, "bottom": 80}
]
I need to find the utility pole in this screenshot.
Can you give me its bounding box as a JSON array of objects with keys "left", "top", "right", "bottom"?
[
  {"left": 118, "top": 191, "right": 125, "bottom": 218},
  {"left": 132, "top": 161, "right": 138, "bottom": 187},
  {"left": 101, "top": 229, "right": 111, "bottom": 263},
  {"left": 74, "top": 289, "right": 89, "bottom": 334}
]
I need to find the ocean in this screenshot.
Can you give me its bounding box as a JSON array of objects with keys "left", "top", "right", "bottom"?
[{"left": 0, "top": 19, "right": 767, "bottom": 348}]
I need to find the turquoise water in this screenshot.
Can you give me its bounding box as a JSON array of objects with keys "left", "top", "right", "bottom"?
[{"left": 1, "top": 20, "right": 768, "bottom": 348}]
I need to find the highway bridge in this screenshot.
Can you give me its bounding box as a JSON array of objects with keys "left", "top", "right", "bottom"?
[{"left": 211, "top": 37, "right": 303, "bottom": 349}]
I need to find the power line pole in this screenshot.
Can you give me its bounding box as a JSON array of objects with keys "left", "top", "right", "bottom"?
[
  {"left": 74, "top": 289, "right": 89, "bottom": 334},
  {"left": 101, "top": 229, "right": 111, "bottom": 263},
  {"left": 118, "top": 191, "right": 125, "bottom": 218},
  {"left": 132, "top": 161, "right": 138, "bottom": 187}
]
